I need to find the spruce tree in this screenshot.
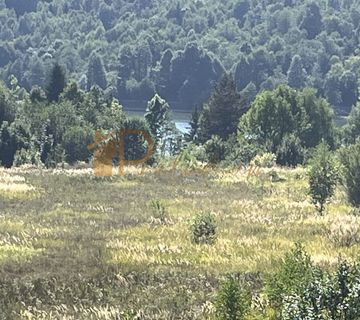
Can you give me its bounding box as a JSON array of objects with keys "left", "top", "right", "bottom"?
[
  {"left": 46, "top": 63, "right": 66, "bottom": 102},
  {"left": 186, "top": 106, "right": 200, "bottom": 143},
  {"left": 199, "top": 73, "right": 247, "bottom": 142},
  {"left": 86, "top": 54, "right": 107, "bottom": 90},
  {"left": 287, "top": 55, "right": 305, "bottom": 89}
]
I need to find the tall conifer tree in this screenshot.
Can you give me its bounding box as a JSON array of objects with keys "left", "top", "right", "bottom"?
[{"left": 46, "top": 63, "right": 66, "bottom": 102}]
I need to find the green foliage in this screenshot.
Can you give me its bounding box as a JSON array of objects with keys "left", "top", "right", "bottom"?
[
  {"left": 300, "top": 2, "right": 323, "bottom": 39},
  {"left": 215, "top": 274, "right": 250, "bottom": 320},
  {"left": 339, "top": 140, "right": 360, "bottom": 208},
  {"left": 86, "top": 54, "right": 107, "bottom": 90},
  {"left": 308, "top": 143, "right": 338, "bottom": 214},
  {"left": 45, "top": 63, "right": 66, "bottom": 102},
  {"left": 199, "top": 74, "right": 247, "bottom": 143},
  {"left": 240, "top": 86, "right": 334, "bottom": 166},
  {"left": 0, "top": 82, "right": 15, "bottom": 126},
  {"left": 190, "top": 212, "right": 217, "bottom": 245},
  {"left": 276, "top": 134, "right": 305, "bottom": 167},
  {"left": 282, "top": 259, "right": 360, "bottom": 320},
  {"left": 150, "top": 199, "right": 168, "bottom": 225},
  {"left": 251, "top": 153, "right": 276, "bottom": 168},
  {"left": 123, "top": 117, "right": 152, "bottom": 162},
  {"left": 145, "top": 94, "right": 170, "bottom": 146},
  {"left": 266, "top": 243, "right": 314, "bottom": 310},
  {"left": 343, "top": 102, "right": 360, "bottom": 144},
  {"left": 185, "top": 106, "right": 200, "bottom": 143},
  {"left": 287, "top": 55, "right": 305, "bottom": 89},
  {"left": 62, "top": 125, "right": 93, "bottom": 164},
  {"left": 0, "top": 0, "right": 358, "bottom": 113},
  {"left": 0, "top": 119, "right": 31, "bottom": 167},
  {"left": 204, "top": 135, "right": 225, "bottom": 164}
]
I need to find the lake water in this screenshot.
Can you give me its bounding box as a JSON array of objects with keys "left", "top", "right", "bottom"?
[{"left": 124, "top": 109, "right": 191, "bottom": 133}]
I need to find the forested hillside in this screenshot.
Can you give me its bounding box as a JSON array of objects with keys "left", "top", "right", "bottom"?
[{"left": 0, "top": 0, "right": 359, "bottom": 113}]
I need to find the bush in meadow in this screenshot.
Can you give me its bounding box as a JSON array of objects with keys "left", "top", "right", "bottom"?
[{"left": 190, "top": 212, "right": 217, "bottom": 245}]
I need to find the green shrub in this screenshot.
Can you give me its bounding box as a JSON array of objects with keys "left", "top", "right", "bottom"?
[
  {"left": 251, "top": 153, "right": 276, "bottom": 168},
  {"left": 13, "top": 145, "right": 42, "bottom": 167},
  {"left": 149, "top": 199, "right": 168, "bottom": 225},
  {"left": 204, "top": 135, "right": 225, "bottom": 164},
  {"left": 266, "top": 243, "right": 314, "bottom": 309},
  {"left": 339, "top": 140, "right": 360, "bottom": 208},
  {"left": 308, "top": 143, "right": 338, "bottom": 214},
  {"left": 276, "top": 134, "right": 305, "bottom": 167},
  {"left": 63, "top": 125, "right": 93, "bottom": 164},
  {"left": 282, "top": 260, "right": 360, "bottom": 320},
  {"left": 190, "top": 212, "right": 217, "bottom": 245},
  {"left": 215, "top": 274, "right": 250, "bottom": 320}
]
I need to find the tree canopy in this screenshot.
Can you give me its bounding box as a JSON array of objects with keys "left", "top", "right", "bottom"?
[
  {"left": 239, "top": 85, "right": 335, "bottom": 165},
  {"left": 0, "top": 0, "right": 359, "bottom": 113}
]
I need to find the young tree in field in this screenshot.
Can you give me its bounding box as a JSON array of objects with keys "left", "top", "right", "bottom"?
[
  {"left": 339, "top": 140, "right": 360, "bottom": 208},
  {"left": 215, "top": 274, "right": 250, "bottom": 320},
  {"left": 308, "top": 143, "right": 338, "bottom": 215},
  {"left": 287, "top": 55, "right": 305, "bottom": 89},
  {"left": 199, "top": 73, "right": 247, "bottom": 143},
  {"left": 86, "top": 53, "right": 107, "bottom": 90},
  {"left": 46, "top": 63, "right": 66, "bottom": 102}
]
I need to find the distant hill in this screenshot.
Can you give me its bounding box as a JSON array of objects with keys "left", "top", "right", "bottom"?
[{"left": 0, "top": 0, "right": 359, "bottom": 113}]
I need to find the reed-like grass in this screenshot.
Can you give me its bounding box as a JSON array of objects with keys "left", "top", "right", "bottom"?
[{"left": 0, "top": 165, "right": 357, "bottom": 318}]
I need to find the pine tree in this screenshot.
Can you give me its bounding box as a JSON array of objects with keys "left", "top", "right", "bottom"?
[
  {"left": 215, "top": 274, "right": 250, "bottom": 320},
  {"left": 287, "top": 55, "right": 305, "bottom": 89},
  {"left": 86, "top": 54, "right": 107, "bottom": 90},
  {"left": 46, "top": 63, "right": 66, "bottom": 102},
  {"left": 199, "top": 73, "right": 247, "bottom": 142},
  {"left": 186, "top": 106, "right": 200, "bottom": 143}
]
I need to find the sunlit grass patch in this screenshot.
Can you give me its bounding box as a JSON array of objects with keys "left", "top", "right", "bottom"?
[
  {"left": 0, "top": 168, "right": 39, "bottom": 199},
  {"left": 0, "top": 218, "right": 55, "bottom": 250},
  {"left": 105, "top": 221, "right": 298, "bottom": 273},
  {"left": 0, "top": 244, "right": 43, "bottom": 265},
  {"left": 110, "top": 180, "right": 140, "bottom": 189},
  {"left": 305, "top": 235, "right": 360, "bottom": 268}
]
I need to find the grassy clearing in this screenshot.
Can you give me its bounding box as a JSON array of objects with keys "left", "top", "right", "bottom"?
[{"left": 0, "top": 165, "right": 357, "bottom": 318}]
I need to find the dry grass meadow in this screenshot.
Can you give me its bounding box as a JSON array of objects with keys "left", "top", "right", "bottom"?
[{"left": 0, "top": 164, "right": 359, "bottom": 319}]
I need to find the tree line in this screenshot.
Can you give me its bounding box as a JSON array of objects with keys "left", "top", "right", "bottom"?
[{"left": 1, "top": 63, "right": 360, "bottom": 175}]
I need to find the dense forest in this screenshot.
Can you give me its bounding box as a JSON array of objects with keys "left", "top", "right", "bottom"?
[{"left": 0, "top": 0, "right": 360, "bottom": 113}]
